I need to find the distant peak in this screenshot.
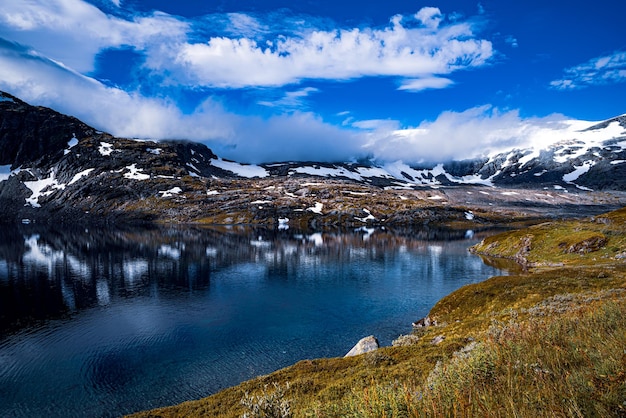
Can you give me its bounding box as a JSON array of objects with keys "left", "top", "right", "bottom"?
[{"left": 583, "top": 114, "right": 626, "bottom": 132}]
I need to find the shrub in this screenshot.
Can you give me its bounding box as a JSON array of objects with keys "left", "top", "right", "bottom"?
[{"left": 240, "top": 383, "right": 292, "bottom": 418}]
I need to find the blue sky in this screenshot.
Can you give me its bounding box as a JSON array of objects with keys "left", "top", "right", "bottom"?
[{"left": 0, "top": 0, "right": 625, "bottom": 163}]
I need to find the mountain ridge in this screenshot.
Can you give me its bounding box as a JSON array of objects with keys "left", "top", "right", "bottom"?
[{"left": 1, "top": 91, "right": 625, "bottom": 226}]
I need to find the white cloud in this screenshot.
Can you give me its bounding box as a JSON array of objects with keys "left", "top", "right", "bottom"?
[
  {"left": 415, "top": 7, "right": 443, "bottom": 29},
  {"left": 0, "top": 40, "right": 234, "bottom": 140},
  {"left": 0, "top": 1, "right": 492, "bottom": 91},
  {"left": 362, "top": 106, "right": 571, "bottom": 163},
  {"left": 213, "top": 112, "right": 364, "bottom": 163},
  {"left": 550, "top": 51, "right": 626, "bottom": 90},
  {"left": 398, "top": 77, "right": 454, "bottom": 91},
  {"left": 172, "top": 11, "right": 492, "bottom": 88},
  {"left": 224, "top": 13, "right": 268, "bottom": 38},
  {"left": 505, "top": 35, "right": 518, "bottom": 48},
  {"left": 0, "top": 0, "right": 188, "bottom": 72},
  {"left": 258, "top": 87, "right": 319, "bottom": 109}
]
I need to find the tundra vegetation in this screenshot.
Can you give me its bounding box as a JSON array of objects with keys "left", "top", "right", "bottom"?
[{"left": 130, "top": 207, "right": 626, "bottom": 417}]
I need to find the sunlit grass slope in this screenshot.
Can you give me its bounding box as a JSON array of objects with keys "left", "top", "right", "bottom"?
[{"left": 130, "top": 207, "right": 626, "bottom": 418}]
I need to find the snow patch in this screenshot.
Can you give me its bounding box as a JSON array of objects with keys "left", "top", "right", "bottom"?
[
  {"left": 159, "top": 187, "right": 182, "bottom": 198},
  {"left": 147, "top": 148, "right": 162, "bottom": 155},
  {"left": 210, "top": 158, "right": 269, "bottom": 178},
  {"left": 68, "top": 168, "right": 95, "bottom": 185},
  {"left": 292, "top": 165, "right": 363, "bottom": 181},
  {"left": 552, "top": 121, "right": 625, "bottom": 164},
  {"left": 64, "top": 135, "right": 79, "bottom": 155},
  {"left": 307, "top": 202, "right": 323, "bottom": 214},
  {"left": 355, "top": 208, "right": 376, "bottom": 223},
  {"left": 343, "top": 191, "right": 371, "bottom": 196},
  {"left": 449, "top": 173, "right": 494, "bottom": 186},
  {"left": 0, "top": 96, "right": 15, "bottom": 103},
  {"left": 23, "top": 172, "right": 66, "bottom": 207},
  {"left": 357, "top": 162, "right": 447, "bottom": 187},
  {"left": 610, "top": 160, "right": 626, "bottom": 165},
  {"left": 99, "top": 142, "right": 116, "bottom": 156},
  {"left": 207, "top": 190, "right": 219, "bottom": 195},
  {"left": 123, "top": 164, "right": 150, "bottom": 181},
  {"left": 465, "top": 211, "right": 474, "bottom": 220},
  {"left": 518, "top": 149, "right": 540, "bottom": 168},
  {"left": 563, "top": 161, "right": 594, "bottom": 182}
]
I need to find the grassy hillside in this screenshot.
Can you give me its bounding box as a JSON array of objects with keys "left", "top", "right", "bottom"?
[{"left": 129, "top": 208, "right": 626, "bottom": 418}]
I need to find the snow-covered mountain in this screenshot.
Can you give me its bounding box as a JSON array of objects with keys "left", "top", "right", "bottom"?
[
  {"left": 257, "top": 116, "right": 626, "bottom": 191},
  {"left": 1, "top": 91, "right": 625, "bottom": 225}
]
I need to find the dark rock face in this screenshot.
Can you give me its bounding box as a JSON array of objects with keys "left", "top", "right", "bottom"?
[
  {"left": 0, "top": 92, "right": 228, "bottom": 224},
  {"left": 0, "top": 92, "right": 95, "bottom": 168}
]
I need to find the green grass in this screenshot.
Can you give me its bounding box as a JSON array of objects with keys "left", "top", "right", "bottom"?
[
  {"left": 470, "top": 207, "right": 626, "bottom": 267},
  {"left": 313, "top": 297, "right": 626, "bottom": 417},
  {"left": 129, "top": 207, "right": 626, "bottom": 418}
]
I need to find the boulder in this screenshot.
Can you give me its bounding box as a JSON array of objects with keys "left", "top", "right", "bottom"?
[
  {"left": 344, "top": 335, "right": 379, "bottom": 357},
  {"left": 412, "top": 316, "right": 436, "bottom": 328}
]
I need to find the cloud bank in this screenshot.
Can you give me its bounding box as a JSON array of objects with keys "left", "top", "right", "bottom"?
[{"left": 360, "top": 106, "right": 573, "bottom": 163}]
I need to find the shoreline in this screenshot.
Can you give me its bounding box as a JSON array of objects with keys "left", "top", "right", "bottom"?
[{"left": 128, "top": 206, "right": 626, "bottom": 417}]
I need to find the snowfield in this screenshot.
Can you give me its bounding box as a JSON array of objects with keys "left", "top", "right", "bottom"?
[{"left": 211, "top": 158, "right": 269, "bottom": 178}]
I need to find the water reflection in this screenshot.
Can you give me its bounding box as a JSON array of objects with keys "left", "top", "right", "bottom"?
[
  {"left": 0, "top": 224, "right": 508, "bottom": 418},
  {"left": 0, "top": 224, "right": 500, "bottom": 335}
]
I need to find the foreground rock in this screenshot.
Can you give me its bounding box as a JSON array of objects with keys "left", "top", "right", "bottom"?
[{"left": 344, "top": 335, "right": 379, "bottom": 357}]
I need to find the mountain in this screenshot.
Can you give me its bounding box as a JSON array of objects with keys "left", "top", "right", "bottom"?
[{"left": 1, "top": 91, "right": 625, "bottom": 226}]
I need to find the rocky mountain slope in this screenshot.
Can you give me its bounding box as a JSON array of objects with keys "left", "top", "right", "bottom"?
[{"left": 1, "top": 91, "right": 625, "bottom": 226}]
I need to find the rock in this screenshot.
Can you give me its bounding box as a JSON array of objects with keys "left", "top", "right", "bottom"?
[
  {"left": 412, "top": 316, "right": 436, "bottom": 328},
  {"left": 514, "top": 235, "right": 533, "bottom": 265},
  {"left": 344, "top": 335, "right": 379, "bottom": 357},
  {"left": 392, "top": 334, "right": 421, "bottom": 347},
  {"left": 430, "top": 335, "right": 446, "bottom": 345},
  {"left": 565, "top": 234, "right": 608, "bottom": 254}
]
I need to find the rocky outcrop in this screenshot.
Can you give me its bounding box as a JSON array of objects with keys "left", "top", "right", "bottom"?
[
  {"left": 563, "top": 234, "right": 608, "bottom": 254},
  {"left": 0, "top": 92, "right": 95, "bottom": 168},
  {"left": 344, "top": 336, "right": 379, "bottom": 357}
]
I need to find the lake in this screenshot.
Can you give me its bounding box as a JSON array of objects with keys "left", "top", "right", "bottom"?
[{"left": 0, "top": 224, "right": 506, "bottom": 417}]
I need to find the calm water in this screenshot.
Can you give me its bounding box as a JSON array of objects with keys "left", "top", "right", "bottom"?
[{"left": 0, "top": 225, "right": 506, "bottom": 417}]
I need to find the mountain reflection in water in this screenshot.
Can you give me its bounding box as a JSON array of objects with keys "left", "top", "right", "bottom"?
[{"left": 0, "top": 224, "right": 508, "bottom": 418}]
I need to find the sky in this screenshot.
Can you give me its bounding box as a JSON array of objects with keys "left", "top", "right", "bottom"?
[{"left": 0, "top": 0, "right": 625, "bottom": 164}]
